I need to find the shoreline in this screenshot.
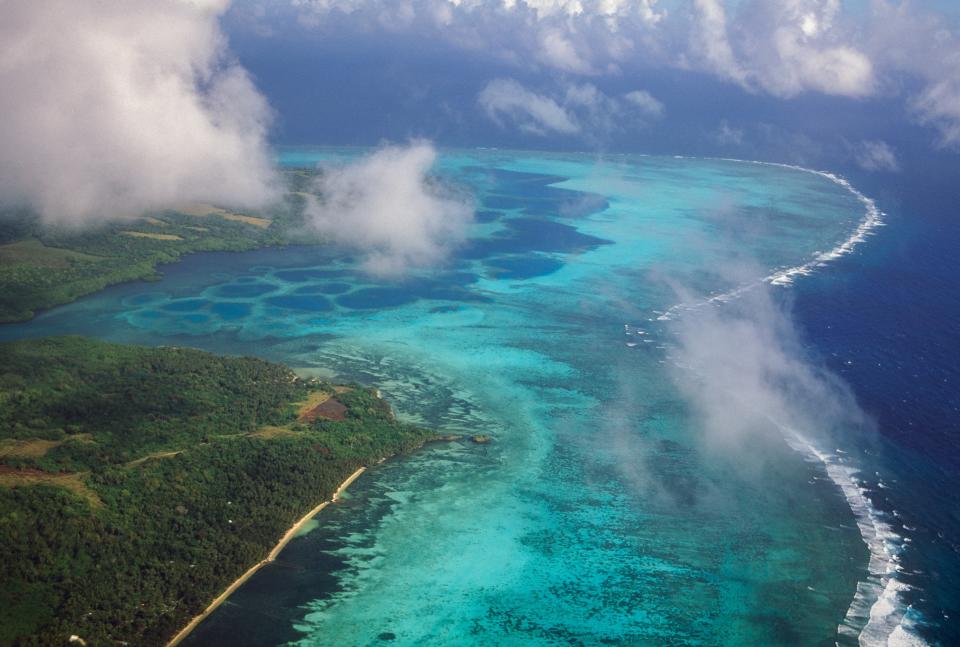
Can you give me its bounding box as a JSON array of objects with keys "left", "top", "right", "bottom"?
[
  {"left": 165, "top": 466, "right": 367, "bottom": 647},
  {"left": 656, "top": 157, "right": 883, "bottom": 322}
]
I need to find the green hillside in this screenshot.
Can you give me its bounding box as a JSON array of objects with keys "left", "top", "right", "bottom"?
[
  {"left": 0, "top": 336, "right": 434, "bottom": 646},
  {"left": 0, "top": 169, "right": 319, "bottom": 323}
]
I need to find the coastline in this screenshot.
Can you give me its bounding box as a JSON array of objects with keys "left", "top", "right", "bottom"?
[
  {"left": 656, "top": 157, "right": 883, "bottom": 322},
  {"left": 165, "top": 466, "right": 367, "bottom": 647},
  {"left": 654, "top": 161, "right": 919, "bottom": 644},
  {"left": 2, "top": 152, "right": 888, "bottom": 645}
]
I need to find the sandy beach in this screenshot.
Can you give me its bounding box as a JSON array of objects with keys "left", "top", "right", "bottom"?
[{"left": 165, "top": 466, "right": 367, "bottom": 647}]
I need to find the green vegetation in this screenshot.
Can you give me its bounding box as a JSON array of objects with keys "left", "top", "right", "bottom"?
[
  {"left": 0, "top": 337, "right": 435, "bottom": 646},
  {"left": 0, "top": 170, "right": 320, "bottom": 323}
]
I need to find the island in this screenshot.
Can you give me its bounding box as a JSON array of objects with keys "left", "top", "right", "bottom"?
[
  {"left": 0, "top": 170, "right": 318, "bottom": 323},
  {"left": 0, "top": 336, "right": 437, "bottom": 646}
]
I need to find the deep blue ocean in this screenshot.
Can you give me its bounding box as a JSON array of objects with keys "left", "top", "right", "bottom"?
[
  {"left": 791, "top": 161, "right": 960, "bottom": 646},
  {"left": 2, "top": 150, "right": 957, "bottom": 645}
]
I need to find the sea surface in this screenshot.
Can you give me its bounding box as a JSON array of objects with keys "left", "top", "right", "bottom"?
[{"left": 2, "top": 149, "right": 954, "bottom": 646}]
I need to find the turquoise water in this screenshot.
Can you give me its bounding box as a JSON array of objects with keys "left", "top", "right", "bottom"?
[{"left": 1, "top": 151, "right": 875, "bottom": 645}]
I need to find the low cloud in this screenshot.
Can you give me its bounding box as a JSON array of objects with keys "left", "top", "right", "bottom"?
[
  {"left": 478, "top": 79, "right": 580, "bottom": 135},
  {"left": 272, "top": 0, "right": 960, "bottom": 146},
  {"left": 668, "top": 276, "right": 867, "bottom": 453},
  {"left": 691, "top": 0, "right": 748, "bottom": 87},
  {"left": 304, "top": 142, "right": 474, "bottom": 275},
  {"left": 853, "top": 140, "right": 899, "bottom": 172},
  {"left": 866, "top": 1, "right": 960, "bottom": 148},
  {"left": 478, "top": 78, "right": 664, "bottom": 139},
  {"left": 911, "top": 80, "right": 960, "bottom": 147},
  {"left": 0, "top": 0, "right": 278, "bottom": 225},
  {"left": 713, "top": 119, "right": 745, "bottom": 147},
  {"left": 287, "top": 0, "right": 875, "bottom": 100},
  {"left": 537, "top": 29, "right": 596, "bottom": 75},
  {"left": 624, "top": 90, "right": 665, "bottom": 118},
  {"left": 691, "top": 0, "right": 874, "bottom": 99}
]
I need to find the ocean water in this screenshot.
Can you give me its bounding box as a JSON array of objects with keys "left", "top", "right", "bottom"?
[
  {"left": 789, "top": 162, "right": 960, "bottom": 647},
  {"left": 1, "top": 150, "right": 937, "bottom": 645}
]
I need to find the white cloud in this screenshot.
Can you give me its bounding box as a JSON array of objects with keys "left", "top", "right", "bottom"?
[
  {"left": 670, "top": 276, "right": 868, "bottom": 452},
  {"left": 853, "top": 140, "right": 899, "bottom": 172},
  {"left": 478, "top": 79, "right": 580, "bottom": 135},
  {"left": 563, "top": 83, "right": 617, "bottom": 133},
  {"left": 691, "top": 0, "right": 747, "bottom": 86},
  {"left": 0, "top": 0, "right": 278, "bottom": 224},
  {"left": 289, "top": 0, "right": 877, "bottom": 101},
  {"left": 624, "top": 90, "right": 665, "bottom": 118},
  {"left": 479, "top": 78, "right": 663, "bottom": 138},
  {"left": 38, "top": 0, "right": 960, "bottom": 156},
  {"left": 245, "top": 1, "right": 960, "bottom": 149},
  {"left": 537, "top": 28, "right": 595, "bottom": 74},
  {"left": 864, "top": 1, "right": 960, "bottom": 148},
  {"left": 759, "top": 10, "right": 873, "bottom": 98},
  {"left": 297, "top": 0, "right": 664, "bottom": 23},
  {"left": 289, "top": 0, "right": 665, "bottom": 76},
  {"left": 911, "top": 80, "right": 960, "bottom": 147},
  {"left": 714, "top": 119, "right": 744, "bottom": 146},
  {"left": 304, "top": 142, "right": 474, "bottom": 275},
  {"left": 690, "top": 0, "right": 874, "bottom": 98}
]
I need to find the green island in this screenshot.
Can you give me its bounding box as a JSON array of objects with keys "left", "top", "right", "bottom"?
[
  {"left": 0, "top": 170, "right": 317, "bottom": 323},
  {"left": 0, "top": 336, "right": 437, "bottom": 646}
]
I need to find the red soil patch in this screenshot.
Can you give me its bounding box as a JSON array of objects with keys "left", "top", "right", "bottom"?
[{"left": 300, "top": 397, "right": 347, "bottom": 422}]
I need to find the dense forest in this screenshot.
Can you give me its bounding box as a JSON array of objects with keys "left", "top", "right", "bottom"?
[
  {"left": 0, "top": 169, "right": 319, "bottom": 323},
  {"left": 0, "top": 337, "right": 436, "bottom": 646}
]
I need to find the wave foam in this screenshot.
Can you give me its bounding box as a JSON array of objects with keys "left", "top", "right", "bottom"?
[
  {"left": 657, "top": 158, "right": 885, "bottom": 322},
  {"left": 657, "top": 157, "right": 924, "bottom": 645},
  {"left": 782, "top": 433, "right": 926, "bottom": 646}
]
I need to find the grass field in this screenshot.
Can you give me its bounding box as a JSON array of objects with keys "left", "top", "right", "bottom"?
[
  {"left": 0, "top": 238, "right": 104, "bottom": 267},
  {"left": 120, "top": 231, "right": 184, "bottom": 241}
]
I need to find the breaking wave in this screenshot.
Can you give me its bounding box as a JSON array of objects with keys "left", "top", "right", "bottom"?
[{"left": 658, "top": 158, "right": 884, "bottom": 322}]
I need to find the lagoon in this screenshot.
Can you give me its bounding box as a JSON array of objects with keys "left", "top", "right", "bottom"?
[{"left": 0, "top": 151, "right": 880, "bottom": 645}]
